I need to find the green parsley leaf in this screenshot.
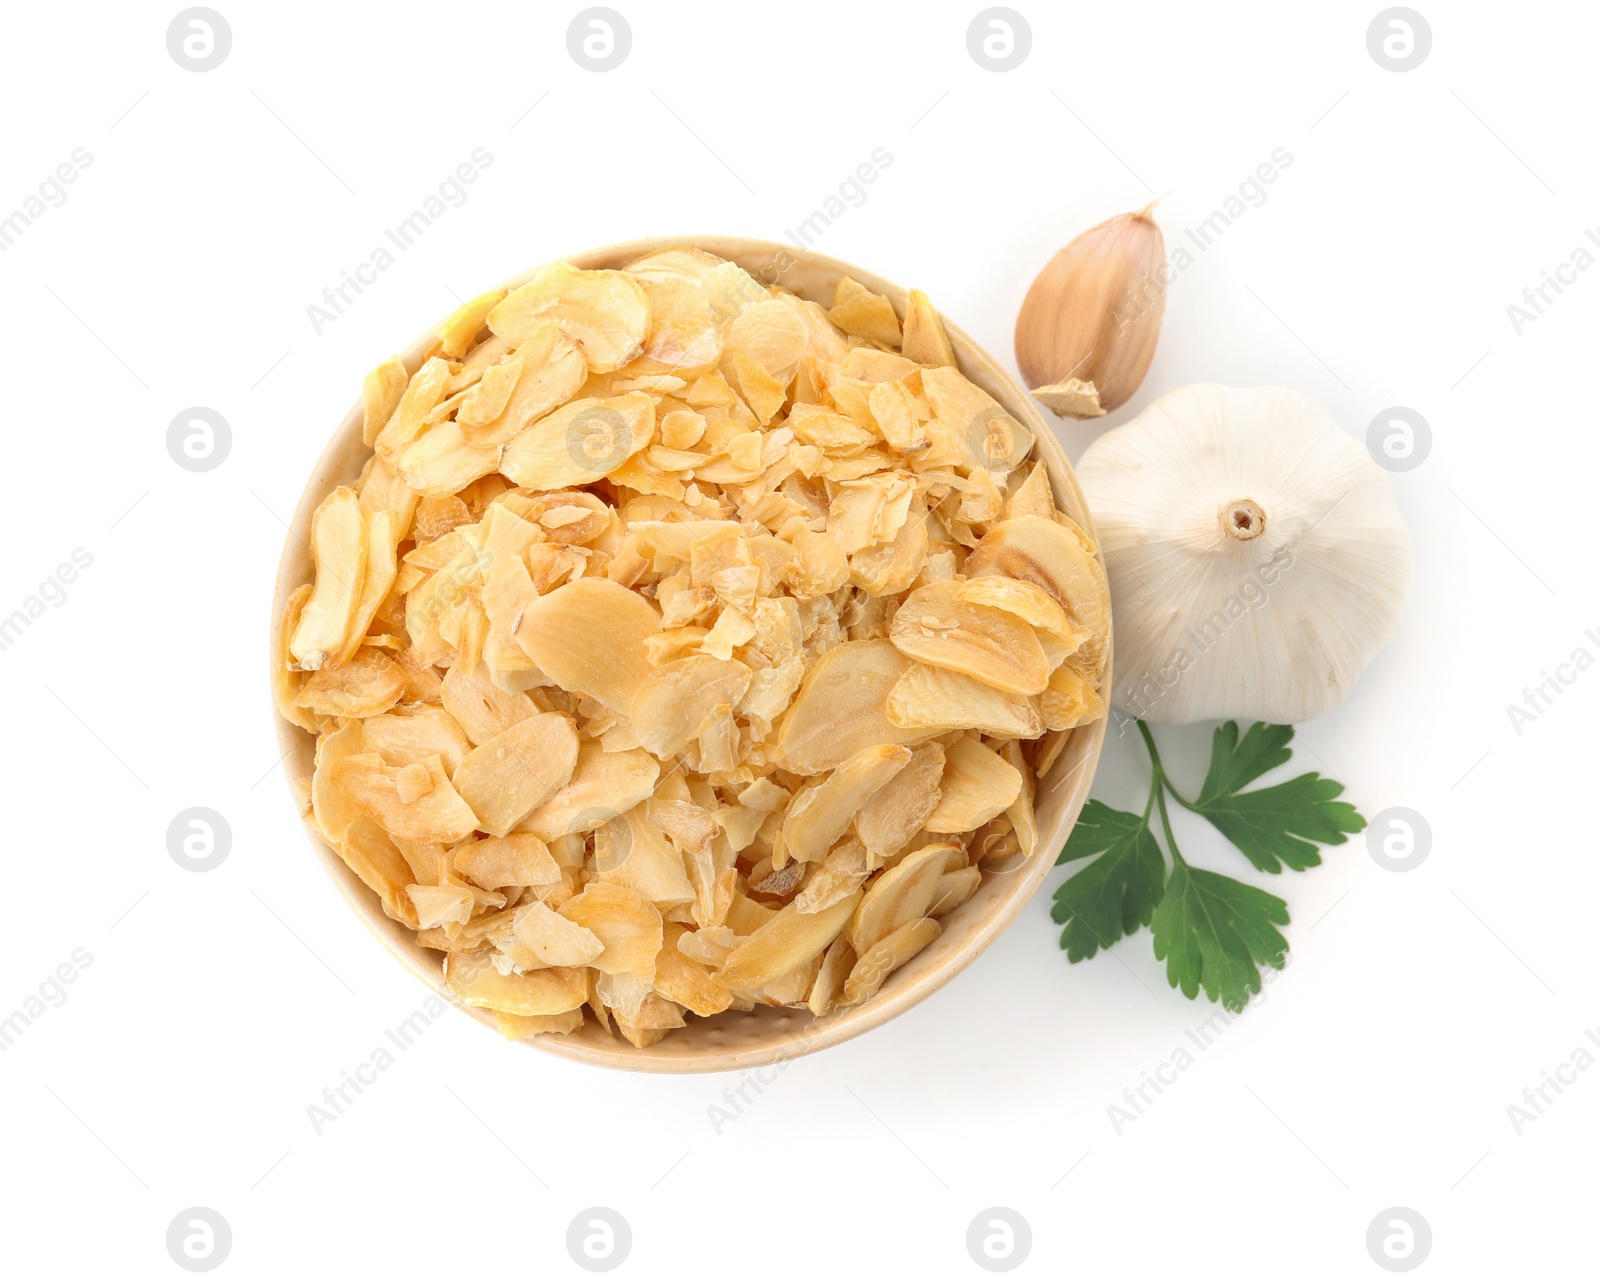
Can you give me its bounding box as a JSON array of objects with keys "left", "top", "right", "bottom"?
[
  {"left": 1186, "top": 721, "right": 1367, "bottom": 874},
  {"left": 1051, "top": 800, "right": 1166, "bottom": 962},
  {"left": 1054, "top": 720, "right": 1365, "bottom": 1011},
  {"left": 1150, "top": 860, "right": 1289, "bottom": 1011},
  {"left": 1196, "top": 721, "right": 1294, "bottom": 797}
]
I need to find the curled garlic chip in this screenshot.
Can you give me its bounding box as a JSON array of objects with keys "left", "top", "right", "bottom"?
[
  {"left": 276, "top": 249, "right": 1109, "bottom": 1044},
  {"left": 451, "top": 712, "right": 578, "bottom": 837},
  {"left": 889, "top": 580, "right": 1050, "bottom": 695},
  {"left": 488, "top": 262, "right": 649, "bottom": 372}
]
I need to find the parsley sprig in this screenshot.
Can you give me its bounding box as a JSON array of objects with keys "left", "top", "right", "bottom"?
[{"left": 1052, "top": 720, "right": 1365, "bottom": 1011}]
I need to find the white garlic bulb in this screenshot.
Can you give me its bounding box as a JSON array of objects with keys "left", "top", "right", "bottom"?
[{"left": 1075, "top": 385, "right": 1413, "bottom": 724}]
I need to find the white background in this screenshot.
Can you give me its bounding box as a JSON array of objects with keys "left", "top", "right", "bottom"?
[{"left": 1, "top": 0, "right": 1593, "bottom": 1276}]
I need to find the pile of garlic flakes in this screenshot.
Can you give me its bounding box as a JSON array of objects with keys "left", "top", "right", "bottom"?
[{"left": 275, "top": 248, "right": 1110, "bottom": 1048}]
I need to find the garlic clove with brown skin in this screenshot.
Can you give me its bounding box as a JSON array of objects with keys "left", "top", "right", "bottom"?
[
  {"left": 1075, "top": 385, "right": 1414, "bottom": 724},
  {"left": 1015, "top": 203, "right": 1167, "bottom": 417}
]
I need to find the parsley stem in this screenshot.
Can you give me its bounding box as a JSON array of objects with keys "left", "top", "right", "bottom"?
[
  {"left": 1135, "top": 719, "right": 1188, "bottom": 869},
  {"left": 1154, "top": 778, "right": 1186, "bottom": 869},
  {"left": 1134, "top": 718, "right": 1164, "bottom": 775},
  {"left": 1135, "top": 717, "right": 1202, "bottom": 812},
  {"left": 1141, "top": 753, "right": 1161, "bottom": 824}
]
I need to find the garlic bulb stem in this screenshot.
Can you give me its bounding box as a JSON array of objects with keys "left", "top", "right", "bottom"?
[{"left": 1220, "top": 499, "right": 1266, "bottom": 541}]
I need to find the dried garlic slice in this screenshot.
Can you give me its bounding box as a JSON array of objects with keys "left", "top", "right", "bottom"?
[
  {"left": 775, "top": 639, "right": 926, "bottom": 775},
  {"left": 848, "top": 842, "right": 953, "bottom": 953},
  {"left": 500, "top": 391, "right": 655, "bottom": 490},
  {"left": 889, "top": 580, "right": 1049, "bottom": 696},
  {"left": 886, "top": 664, "right": 1043, "bottom": 739},
  {"left": 289, "top": 486, "right": 365, "bottom": 670},
  {"left": 841, "top": 917, "right": 940, "bottom": 1008},
  {"left": 924, "top": 737, "right": 1022, "bottom": 833},
  {"left": 854, "top": 742, "right": 945, "bottom": 859},
  {"left": 445, "top": 953, "right": 589, "bottom": 1016},
  {"left": 488, "top": 262, "right": 649, "bottom": 372},
  {"left": 332, "top": 753, "right": 480, "bottom": 844},
  {"left": 455, "top": 833, "right": 561, "bottom": 889},
  {"left": 515, "top": 578, "right": 660, "bottom": 715},
  {"left": 781, "top": 745, "right": 912, "bottom": 864},
  {"left": 515, "top": 741, "right": 660, "bottom": 842},
  {"left": 452, "top": 712, "right": 578, "bottom": 837},
  {"left": 828, "top": 277, "right": 902, "bottom": 347},
  {"left": 717, "top": 891, "right": 862, "bottom": 991}
]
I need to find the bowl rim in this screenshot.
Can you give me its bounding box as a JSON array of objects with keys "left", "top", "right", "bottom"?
[{"left": 269, "top": 235, "right": 1111, "bottom": 1073}]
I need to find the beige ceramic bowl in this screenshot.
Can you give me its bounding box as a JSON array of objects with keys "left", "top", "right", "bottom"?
[{"left": 270, "top": 236, "right": 1110, "bottom": 1073}]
